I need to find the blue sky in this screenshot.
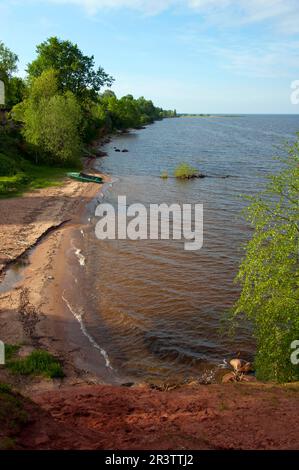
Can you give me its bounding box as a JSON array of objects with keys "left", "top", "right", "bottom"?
[{"left": 1, "top": 0, "right": 299, "bottom": 113}]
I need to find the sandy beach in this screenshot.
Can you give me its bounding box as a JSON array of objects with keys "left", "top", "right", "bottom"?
[{"left": 0, "top": 158, "right": 120, "bottom": 392}]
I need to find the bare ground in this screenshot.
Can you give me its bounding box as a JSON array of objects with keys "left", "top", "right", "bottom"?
[{"left": 2, "top": 382, "right": 299, "bottom": 450}]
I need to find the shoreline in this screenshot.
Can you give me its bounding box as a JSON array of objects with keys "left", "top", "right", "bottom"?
[
  {"left": 0, "top": 130, "right": 256, "bottom": 390},
  {"left": 0, "top": 146, "right": 123, "bottom": 391}
]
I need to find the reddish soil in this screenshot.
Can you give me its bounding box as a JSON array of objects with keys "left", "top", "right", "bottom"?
[{"left": 10, "top": 383, "right": 299, "bottom": 450}]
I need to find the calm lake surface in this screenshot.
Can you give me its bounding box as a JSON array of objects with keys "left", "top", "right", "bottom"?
[{"left": 78, "top": 115, "right": 299, "bottom": 383}]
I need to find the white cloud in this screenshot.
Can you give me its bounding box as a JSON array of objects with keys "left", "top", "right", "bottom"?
[
  {"left": 200, "top": 0, "right": 299, "bottom": 34},
  {"left": 6, "top": 0, "right": 299, "bottom": 80},
  {"left": 39, "top": 0, "right": 178, "bottom": 15},
  {"left": 26, "top": 0, "right": 299, "bottom": 31},
  {"left": 178, "top": 29, "right": 299, "bottom": 78},
  {"left": 217, "top": 44, "right": 299, "bottom": 78}
]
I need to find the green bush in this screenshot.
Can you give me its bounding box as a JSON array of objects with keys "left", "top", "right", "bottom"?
[
  {"left": 0, "top": 153, "right": 17, "bottom": 176},
  {"left": 6, "top": 350, "right": 65, "bottom": 379},
  {"left": 231, "top": 138, "right": 299, "bottom": 383},
  {"left": 174, "top": 162, "right": 199, "bottom": 179}
]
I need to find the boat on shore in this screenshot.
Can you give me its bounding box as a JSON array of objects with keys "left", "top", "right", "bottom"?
[{"left": 67, "top": 172, "right": 103, "bottom": 184}]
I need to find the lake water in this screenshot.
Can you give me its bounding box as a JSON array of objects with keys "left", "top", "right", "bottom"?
[{"left": 77, "top": 115, "right": 299, "bottom": 384}]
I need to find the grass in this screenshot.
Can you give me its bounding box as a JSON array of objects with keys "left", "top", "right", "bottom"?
[
  {"left": 0, "top": 162, "right": 76, "bottom": 198},
  {"left": 174, "top": 162, "right": 200, "bottom": 179},
  {"left": 0, "top": 127, "right": 81, "bottom": 197},
  {"left": 3, "top": 346, "right": 65, "bottom": 379}
]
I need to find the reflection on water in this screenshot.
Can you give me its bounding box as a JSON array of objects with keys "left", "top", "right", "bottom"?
[{"left": 78, "top": 116, "right": 299, "bottom": 383}]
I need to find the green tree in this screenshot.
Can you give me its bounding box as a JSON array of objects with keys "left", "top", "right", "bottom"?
[
  {"left": 232, "top": 140, "right": 299, "bottom": 382},
  {"left": 27, "top": 37, "right": 114, "bottom": 101},
  {"left": 0, "top": 41, "right": 22, "bottom": 108},
  {"left": 41, "top": 92, "right": 82, "bottom": 164},
  {"left": 116, "top": 95, "right": 141, "bottom": 129},
  {"left": 14, "top": 69, "right": 82, "bottom": 165},
  {"left": 13, "top": 69, "right": 59, "bottom": 150},
  {"left": 5, "top": 76, "right": 26, "bottom": 108},
  {"left": 100, "top": 89, "right": 116, "bottom": 99},
  {"left": 97, "top": 92, "right": 168, "bottom": 131},
  {"left": 0, "top": 41, "right": 18, "bottom": 80}
]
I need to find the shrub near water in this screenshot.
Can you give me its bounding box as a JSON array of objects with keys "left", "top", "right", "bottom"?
[
  {"left": 174, "top": 162, "right": 200, "bottom": 179},
  {"left": 231, "top": 139, "right": 299, "bottom": 383}
]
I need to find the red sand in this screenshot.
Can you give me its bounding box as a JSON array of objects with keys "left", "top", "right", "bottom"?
[{"left": 13, "top": 383, "right": 299, "bottom": 450}]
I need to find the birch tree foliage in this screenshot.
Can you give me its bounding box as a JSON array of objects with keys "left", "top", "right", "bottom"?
[{"left": 232, "top": 137, "right": 299, "bottom": 382}]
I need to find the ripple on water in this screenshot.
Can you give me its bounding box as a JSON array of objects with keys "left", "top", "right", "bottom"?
[{"left": 78, "top": 116, "right": 299, "bottom": 383}]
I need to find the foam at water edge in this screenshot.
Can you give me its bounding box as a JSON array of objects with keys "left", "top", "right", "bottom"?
[
  {"left": 75, "top": 248, "right": 85, "bottom": 266},
  {"left": 70, "top": 239, "right": 86, "bottom": 266},
  {"left": 62, "top": 292, "right": 113, "bottom": 370}
]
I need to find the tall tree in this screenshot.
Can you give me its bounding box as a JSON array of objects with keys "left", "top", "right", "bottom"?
[
  {"left": 5, "top": 76, "right": 26, "bottom": 108},
  {"left": 27, "top": 37, "right": 114, "bottom": 101},
  {"left": 0, "top": 41, "right": 18, "bottom": 80},
  {"left": 14, "top": 69, "right": 82, "bottom": 165},
  {"left": 0, "top": 41, "right": 21, "bottom": 108}
]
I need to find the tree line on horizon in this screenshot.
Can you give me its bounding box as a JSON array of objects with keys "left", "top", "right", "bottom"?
[{"left": 0, "top": 37, "right": 177, "bottom": 168}]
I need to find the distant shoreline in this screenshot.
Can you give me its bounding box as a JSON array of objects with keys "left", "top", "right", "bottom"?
[{"left": 178, "top": 114, "right": 242, "bottom": 118}]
